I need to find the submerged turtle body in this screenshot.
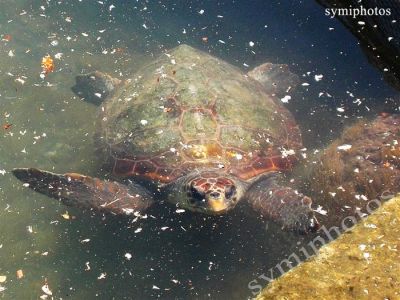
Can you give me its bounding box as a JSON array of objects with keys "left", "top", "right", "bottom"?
[
  {"left": 99, "top": 45, "right": 301, "bottom": 183},
  {"left": 13, "top": 45, "right": 319, "bottom": 234}
]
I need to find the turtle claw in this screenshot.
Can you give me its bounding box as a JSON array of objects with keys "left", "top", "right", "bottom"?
[
  {"left": 291, "top": 214, "right": 320, "bottom": 235},
  {"left": 12, "top": 168, "right": 64, "bottom": 196},
  {"left": 279, "top": 196, "right": 320, "bottom": 234}
]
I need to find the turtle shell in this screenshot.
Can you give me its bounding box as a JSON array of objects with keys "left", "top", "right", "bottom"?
[{"left": 97, "top": 45, "right": 302, "bottom": 183}]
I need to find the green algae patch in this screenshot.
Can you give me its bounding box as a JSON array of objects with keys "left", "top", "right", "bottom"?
[{"left": 257, "top": 195, "right": 400, "bottom": 300}]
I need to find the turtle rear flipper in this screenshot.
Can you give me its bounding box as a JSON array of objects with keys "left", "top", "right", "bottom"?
[
  {"left": 12, "top": 168, "right": 153, "bottom": 215},
  {"left": 71, "top": 71, "right": 122, "bottom": 105},
  {"left": 248, "top": 63, "right": 300, "bottom": 96}
]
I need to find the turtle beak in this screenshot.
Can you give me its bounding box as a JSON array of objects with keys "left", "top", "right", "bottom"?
[{"left": 206, "top": 192, "right": 228, "bottom": 213}]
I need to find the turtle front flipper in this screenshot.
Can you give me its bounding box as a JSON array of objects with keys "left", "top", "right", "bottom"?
[
  {"left": 71, "top": 71, "right": 122, "bottom": 105},
  {"left": 245, "top": 174, "right": 319, "bottom": 234},
  {"left": 12, "top": 168, "right": 153, "bottom": 215}
]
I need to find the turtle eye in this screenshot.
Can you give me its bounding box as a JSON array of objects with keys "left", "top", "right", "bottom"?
[
  {"left": 225, "top": 185, "right": 236, "bottom": 199},
  {"left": 190, "top": 185, "right": 205, "bottom": 202}
]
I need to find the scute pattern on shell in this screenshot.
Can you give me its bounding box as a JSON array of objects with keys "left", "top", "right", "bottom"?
[{"left": 96, "top": 45, "right": 302, "bottom": 183}]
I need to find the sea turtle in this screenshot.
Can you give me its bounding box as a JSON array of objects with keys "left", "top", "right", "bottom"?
[{"left": 12, "top": 44, "right": 319, "bottom": 233}]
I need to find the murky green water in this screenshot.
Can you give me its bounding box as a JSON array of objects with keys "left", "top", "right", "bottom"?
[{"left": 0, "top": 1, "right": 398, "bottom": 299}]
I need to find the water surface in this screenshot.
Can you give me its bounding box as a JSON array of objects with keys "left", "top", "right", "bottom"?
[{"left": 0, "top": 1, "right": 398, "bottom": 299}]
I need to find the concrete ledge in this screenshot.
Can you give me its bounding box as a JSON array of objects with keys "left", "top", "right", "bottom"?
[{"left": 257, "top": 195, "right": 400, "bottom": 300}]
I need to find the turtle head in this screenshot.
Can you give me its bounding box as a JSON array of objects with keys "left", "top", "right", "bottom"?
[{"left": 181, "top": 171, "right": 244, "bottom": 214}]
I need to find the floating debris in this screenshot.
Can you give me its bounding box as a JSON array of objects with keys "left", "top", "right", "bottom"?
[
  {"left": 41, "top": 55, "right": 54, "bottom": 76},
  {"left": 337, "top": 144, "right": 352, "bottom": 151},
  {"left": 41, "top": 284, "right": 52, "bottom": 296},
  {"left": 2, "top": 34, "right": 11, "bottom": 42},
  {"left": 61, "top": 211, "right": 70, "bottom": 220}
]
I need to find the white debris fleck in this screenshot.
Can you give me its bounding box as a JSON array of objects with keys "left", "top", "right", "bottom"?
[
  {"left": 175, "top": 209, "right": 185, "bottom": 214},
  {"left": 314, "top": 205, "right": 328, "bottom": 215},
  {"left": 161, "top": 226, "right": 169, "bottom": 231},
  {"left": 314, "top": 74, "right": 323, "bottom": 81},
  {"left": 388, "top": 37, "right": 393, "bottom": 41},
  {"left": 0, "top": 170, "right": 6, "bottom": 176},
  {"left": 364, "top": 223, "right": 377, "bottom": 229},
  {"left": 336, "top": 107, "right": 345, "bottom": 112},
  {"left": 15, "top": 77, "right": 25, "bottom": 85},
  {"left": 41, "top": 284, "right": 52, "bottom": 296},
  {"left": 218, "top": 40, "right": 226, "bottom": 44},
  {"left": 358, "top": 244, "right": 366, "bottom": 251},
  {"left": 140, "top": 119, "right": 148, "bottom": 125},
  {"left": 249, "top": 41, "right": 255, "bottom": 47},
  {"left": 54, "top": 53, "right": 63, "bottom": 60},
  {"left": 235, "top": 153, "right": 243, "bottom": 160},
  {"left": 81, "top": 32, "right": 89, "bottom": 37},
  {"left": 301, "top": 82, "right": 310, "bottom": 86},
  {"left": 134, "top": 228, "right": 142, "bottom": 233},
  {"left": 94, "top": 93, "right": 102, "bottom": 98},
  {"left": 124, "top": 253, "right": 132, "bottom": 260},
  {"left": 80, "top": 238, "right": 90, "bottom": 243},
  {"left": 85, "top": 262, "right": 91, "bottom": 271},
  {"left": 152, "top": 285, "right": 160, "bottom": 290},
  {"left": 109, "top": 4, "right": 115, "bottom": 11},
  {"left": 358, "top": 21, "right": 365, "bottom": 25},
  {"left": 22, "top": 183, "right": 30, "bottom": 187},
  {"left": 281, "top": 148, "right": 296, "bottom": 157},
  {"left": 337, "top": 144, "right": 352, "bottom": 151},
  {"left": 329, "top": 192, "right": 336, "bottom": 197},
  {"left": 198, "top": 9, "right": 205, "bottom": 15},
  {"left": 171, "top": 59, "right": 176, "bottom": 65},
  {"left": 27, "top": 225, "right": 33, "bottom": 233},
  {"left": 142, "top": 23, "right": 148, "bottom": 29},
  {"left": 8, "top": 50, "right": 14, "bottom": 57},
  {"left": 170, "top": 147, "right": 176, "bottom": 153},
  {"left": 354, "top": 168, "right": 359, "bottom": 173},
  {"left": 50, "top": 40, "right": 58, "bottom": 46},
  {"left": 97, "top": 273, "right": 106, "bottom": 279},
  {"left": 280, "top": 95, "right": 291, "bottom": 103}
]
